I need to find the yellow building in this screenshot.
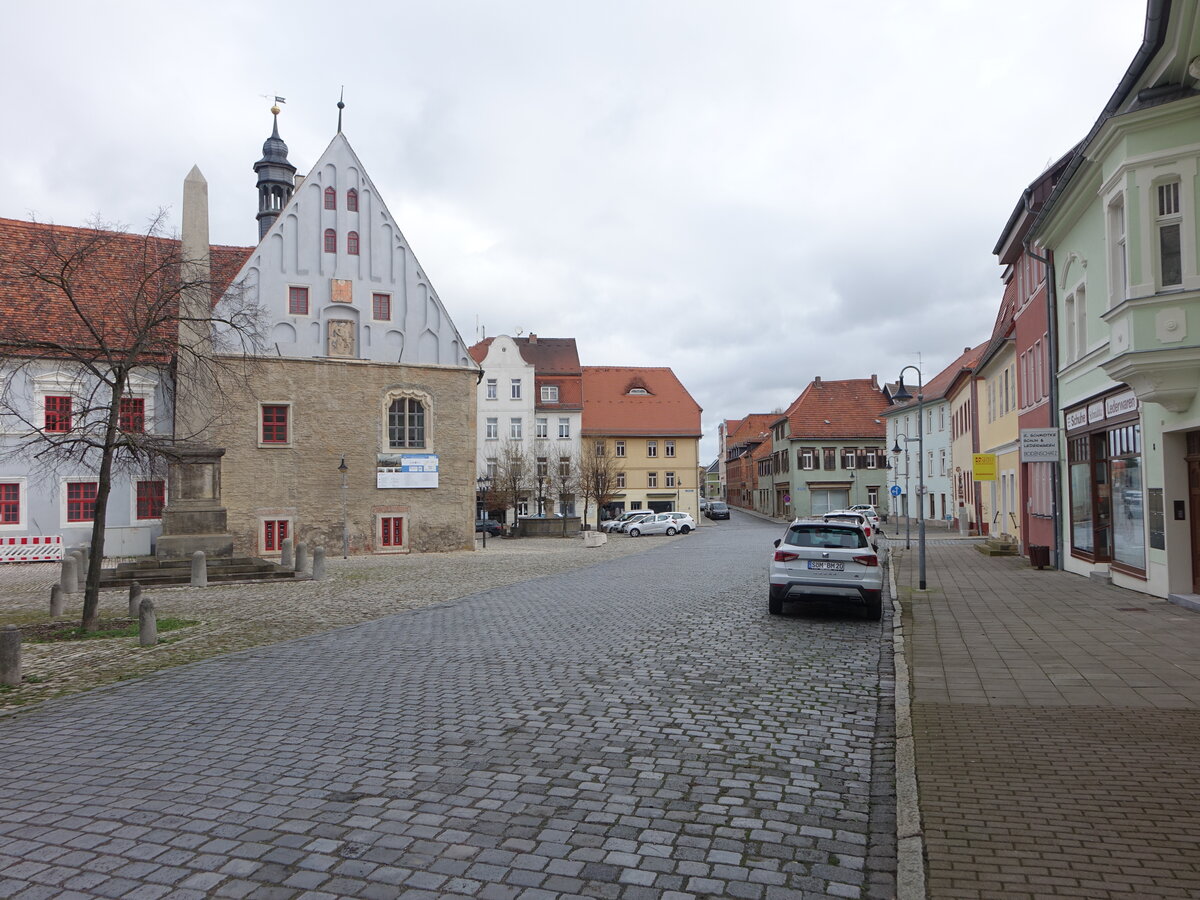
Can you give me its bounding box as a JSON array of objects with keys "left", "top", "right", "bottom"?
[{"left": 975, "top": 292, "right": 1021, "bottom": 542}]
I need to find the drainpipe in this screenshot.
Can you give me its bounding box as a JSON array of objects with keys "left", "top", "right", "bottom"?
[{"left": 1025, "top": 241, "right": 1063, "bottom": 570}]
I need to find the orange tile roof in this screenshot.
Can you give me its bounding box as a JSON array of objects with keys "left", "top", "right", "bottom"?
[
  {"left": 782, "top": 377, "right": 889, "bottom": 440},
  {"left": 727, "top": 413, "right": 776, "bottom": 445},
  {"left": 582, "top": 366, "right": 702, "bottom": 437},
  {"left": 469, "top": 335, "right": 582, "bottom": 374},
  {"left": 0, "top": 217, "right": 251, "bottom": 362},
  {"left": 534, "top": 374, "right": 583, "bottom": 411}
]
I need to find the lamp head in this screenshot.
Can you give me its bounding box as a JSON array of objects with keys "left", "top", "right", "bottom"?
[
  {"left": 893, "top": 377, "right": 913, "bottom": 403},
  {"left": 892, "top": 441, "right": 902, "bottom": 454},
  {"left": 338, "top": 456, "right": 348, "bottom": 474}
]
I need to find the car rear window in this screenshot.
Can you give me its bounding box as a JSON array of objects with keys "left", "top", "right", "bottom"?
[{"left": 784, "top": 525, "right": 867, "bottom": 549}]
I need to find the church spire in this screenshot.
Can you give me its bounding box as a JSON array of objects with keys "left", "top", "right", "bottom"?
[{"left": 253, "top": 99, "right": 297, "bottom": 240}]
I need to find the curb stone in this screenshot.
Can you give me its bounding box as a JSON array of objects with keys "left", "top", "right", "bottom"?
[{"left": 890, "top": 547, "right": 926, "bottom": 900}]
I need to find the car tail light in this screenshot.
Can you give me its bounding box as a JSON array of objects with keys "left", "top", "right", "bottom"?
[
  {"left": 853, "top": 554, "right": 879, "bottom": 567},
  {"left": 863, "top": 526, "right": 872, "bottom": 537},
  {"left": 774, "top": 550, "right": 799, "bottom": 562}
]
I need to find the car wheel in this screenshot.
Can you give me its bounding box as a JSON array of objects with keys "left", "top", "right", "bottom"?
[
  {"left": 666, "top": 527, "right": 676, "bottom": 536},
  {"left": 864, "top": 590, "right": 883, "bottom": 621},
  {"left": 769, "top": 594, "right": 783, "bottom": 615},
  {"left": 629, "top": 528, "right": 640, "bottom": 537},
  {"left": 680, "top": 525, "right": 690, "bottom": 534}
]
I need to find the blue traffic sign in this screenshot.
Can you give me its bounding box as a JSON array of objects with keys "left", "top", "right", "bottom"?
[{"left": 890, "top": 485, "right": 902, "bottom": 497}]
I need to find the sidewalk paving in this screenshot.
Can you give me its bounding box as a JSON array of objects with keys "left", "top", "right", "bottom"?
[{"left": 892, "top": 542, "right": 1200, "bottom": 898}]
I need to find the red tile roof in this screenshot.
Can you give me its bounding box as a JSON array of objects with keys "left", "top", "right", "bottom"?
[
  {"left": 727, "top": 413, "right": 777, "bottom": 445},
  {"left": 782, "top": 377, "right": 889, "bottom": 440},
  {"left": 582, "top": 366, "right": 702, "bottom": 437},
  {"left": 0, "top": 217, "right": 251, "bottom": 362},
  {"left": 888, "top": 342, "right": 988, "bottom": 413},
  {"left": 469, "top": 335, "right": 582, "bottom": 374},
  {"left": 534, "top": 375, "right": 583, "bottom": 411}
]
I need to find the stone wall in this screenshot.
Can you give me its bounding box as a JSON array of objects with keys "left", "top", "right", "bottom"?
[{"left": 212, "top": 356, "right": 477, "bottom": 556}]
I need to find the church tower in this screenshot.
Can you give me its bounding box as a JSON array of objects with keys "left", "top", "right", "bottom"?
[{"left": 253, "top": 104, "right": 297, "bottom": 239}]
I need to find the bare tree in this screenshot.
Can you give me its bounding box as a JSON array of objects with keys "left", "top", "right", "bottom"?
[
  {"left": 576, "top": 440, "right": 624, "bottom": 529},
  {"left": 552, "top": 452, "right": 577, "bottom": 517},
  {"left": 528, "top": 440, "right": 553, "bottom": 518},
  {"left": 0, "top": 212, "right": 263, "bottom": 631},
  {"left": 491, "top": 439, "right": 529, "bottom": 531}
]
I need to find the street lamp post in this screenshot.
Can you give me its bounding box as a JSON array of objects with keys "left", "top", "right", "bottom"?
[
  {"left": 338, "top": 456, "right": 349, "bottom": 559},
  {"left": 476, "top": 475, "right": 492, "bottom": 548},
  {"left": 891, "top": 435, "right": 914, "bottom": 550},
  {"left": 894, "top": 367, "right": 927, "bottom": 590}
]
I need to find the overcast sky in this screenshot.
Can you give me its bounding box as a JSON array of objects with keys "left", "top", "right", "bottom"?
[{"left": 3, "top": 1, "right": 1147, "bottom": 461}]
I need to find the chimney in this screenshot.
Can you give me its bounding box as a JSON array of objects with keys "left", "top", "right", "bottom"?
[
  {"left": 528, "top": 333, "right": 538, "bottom": 343},
  {"left": 871, "top": 374, "right": 878, "bottom": 388},
  {"left": 814, "top": 376, "right": 821, "bottom": 384}
]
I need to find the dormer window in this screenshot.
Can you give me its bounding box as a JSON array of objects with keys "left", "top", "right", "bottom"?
[
  {"left": 324, "top": 187, "right": 337, "bottom": 210},
  {"left": 324, "top": 229, "right": 336, "bottom": 253},
  {"left": 347, "top": 189, "right": 359, "bottom": 212},
  {"left": 347, "top": 231, "right": 360, "bottom": 255},
  {"left": 540, "top": 385, "right": 559, "bottom": 403},
  {"left": 628, "top": 388, "right": 649, "bottom": 395}
]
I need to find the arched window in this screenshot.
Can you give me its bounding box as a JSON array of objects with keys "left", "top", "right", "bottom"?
[
  {"left": 323, "top": 229, "right": 336, "bottom": 253},
  {"left": 324, "top": 187, "right": 336, "bottom": 210},
  {"left": 347, "top": 231, "right": 360, "bottom": 255},
  {"left": 388, "top": 397, "right": 425, "bottom": 448},
  {"left": 347, "top": 189, "right": 359, "bottom": 212}
]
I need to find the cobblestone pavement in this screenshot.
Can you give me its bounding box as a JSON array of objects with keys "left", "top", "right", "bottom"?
[
  {"left": 895, "top": 542, "right": 1200, "bottom": 899},
  {"left": 0, "top": 535, "right": 682, "bottom": 711},
  {"left": 0, "top": 512, "right": 896, "bottom": 899}
]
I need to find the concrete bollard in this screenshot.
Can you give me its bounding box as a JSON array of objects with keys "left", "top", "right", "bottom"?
[
  {"left": 139, "top": 597, "right": 157, "bottom": 647},
  {"left": 50, "top": 584, "right": 65, "bottom": 618},
  {"left": 280, "top": 538, "right": 294, "bottom": 569},
  {"left": 77, "top": 546, "right": 90, "bottom": 577},
  {"left": 128, "top": 581, "right": 143, "bottom": 618},
  {"left": 61, "top": 556, "right": 79, "bottom": 595},
  {"left": 294, "top": 541, "right": 308, "bottom": 574},
  {"left": 191, "top": 551, "right": 207, "bottom": 587},
  {"left": 1, "top": 625, "right": 21, "bottom": 687},
  {"left": 72, "top": 550, "right": 86, "bottom": 591},
  {"left": 312, "top": 547, "right": 326, "bottom": 581}
]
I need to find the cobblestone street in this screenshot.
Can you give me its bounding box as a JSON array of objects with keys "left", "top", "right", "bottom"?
[{"left": 0, "top": 514, "right": 896, "bottom": 899}]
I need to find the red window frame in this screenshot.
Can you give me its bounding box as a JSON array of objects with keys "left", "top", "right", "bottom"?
[
  {"left": 347, "top": 231, "right": 359, "bottom": 255},
  {"left": 347, "top": 189, "right": 359, "bottom": 212},
  {"left": 261, "top": 405, "right": 289, "bottom": 444},
  {"left": 289, "top": 286, "right": 309, "bottom": 315},
  {"left": 119, "top": 397, "right": 145, "bottom": 433},
  {"left": 381, "top": 516, "right": 404, "bottom": 547},
  {"left": 66, "top": 482, "right": 98, "bottom": 523},
  {"left": 264, "top": 519, "right": 289, "bottom": 552},
  {"left": 136, "top": 480, "right": 165, "bottom": 519},
  {"left": 324, "top": 229, "right": 336, "bottom": 253},
  {"left": 372, "top": 293, "right": 391, "bottom": 320},
  {"left": 324, "top": 187, "right": 337, "bottom": 210},
  {"left": 44, "top": 395, "right": 72, "bottom": 432},
  {"left": 0, "top": 483, "right": 19, "bottom": 524}
]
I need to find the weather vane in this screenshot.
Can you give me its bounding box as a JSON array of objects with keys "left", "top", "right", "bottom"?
[{"left": 260, "top": 93, "right": 287, "bottom": 115}]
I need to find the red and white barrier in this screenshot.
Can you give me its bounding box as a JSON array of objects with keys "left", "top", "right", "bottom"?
[{"left": 0, "top": 535, "right": 64, "bottom": 563}]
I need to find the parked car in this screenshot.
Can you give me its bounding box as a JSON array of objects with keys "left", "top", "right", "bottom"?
[
  {"left": 705, "top": 501, "right": 730, "bottom": 520},
  {"left": 823, "top": 510, "right": 877, "bottom": 547},
  {"left": 474, "top": 519, "right": 503, "bottom": 537},
  {"left": 769, "top": 518, "right": 883, "bottom": 619},
  {"left": 615, "top": 511, "right": 656, "bottom": 534},
  {"left": 602, "top": 509, "right": 653, "bottom": 533},
  {"left": 849, "top": 504, "right": 883, "bottom": 530},
  {"left": 628, "top": 513, "right": 683, "bottom": 537},
  {"left": 661, "top": 511, "right": 697, "bottom": 533}
]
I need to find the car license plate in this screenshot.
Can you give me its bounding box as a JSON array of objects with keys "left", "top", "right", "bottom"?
[{"left": 808, "top": 560, "right": 844, "bottom": 571}]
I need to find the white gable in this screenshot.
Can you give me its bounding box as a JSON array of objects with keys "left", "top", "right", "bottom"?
[{"left": 225, "top": 133, "right": 474, "bottom": 369}]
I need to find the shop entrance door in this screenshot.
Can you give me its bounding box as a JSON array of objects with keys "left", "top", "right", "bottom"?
[{"left": 1188, "top": 432, "right": 1200, "bottom": 593}]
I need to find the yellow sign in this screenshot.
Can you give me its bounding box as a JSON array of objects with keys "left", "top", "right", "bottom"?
[{"left": 973, "top": 453, "right": 997, "bottom": 481}]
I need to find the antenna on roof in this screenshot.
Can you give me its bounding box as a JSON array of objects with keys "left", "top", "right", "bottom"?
[{"left": 337, "top": 86, "right": 345, "bottom": 133}]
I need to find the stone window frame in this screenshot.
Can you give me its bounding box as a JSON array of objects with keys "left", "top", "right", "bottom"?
[
  {"left": 372, "top": 292, "right": 391, "bottom": 321},
  {"left": 258, "top": 402, "right": 293, "bottom": 448},
  {"left": 558, "top": 418, "right": 570, "bottom": 439},
  {"left": 0, "top": 477, "right": 27, "bottom": 531},
  {"left": 485, "top": 417, "right": 498, "bottom": 440},
  {"left": 486, "top": 379, "right": 498, "bottom": 400},
  {"left": 60, "top": 477, "right": 99, "bottom": 524},
  {"left": 535, "top": 417, "right": 548, "bottom": 439},
  {"left": 134, "top": 479, "right": 166, "bottom": 521},
  {"left": 258, "top": 514, "right": 295, "bottom": 556},
  {"left": 381, "top": 387, "right": 433, "bottom": 454},
  {"left": 616, "top": 472, "right": 626, "bottom": 489},
  {"left": 374, "top": 509, "right": 410, "bottom": 554},
  {"left": 288, "top": 285, "right": 311, "bottom": 316}
]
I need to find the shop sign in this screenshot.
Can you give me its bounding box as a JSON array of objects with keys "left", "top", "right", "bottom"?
[
  {"left": 377, "top": 453, "right": 439, "bottom": 488},
  {"left": 1020, "top": 429, "right": 1060, "bottom": 462},
  {"left": 1105, "top": 390, "right": 1139, "bottom": 418},
  {"left": 973, "top": 453, "right": 997, "bottom": 481},
  {"left": 1065, "top": 407, "right": 1089, "bottom": 431},
  {"left": 1088, "top": 400, "right": 1106, "bottom": 423}
]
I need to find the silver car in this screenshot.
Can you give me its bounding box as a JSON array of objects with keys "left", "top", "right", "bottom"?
[
  {"left": 769, "top": 518, "right": 883, "bottom": 619},
  {"left": 627, "top": 513, "right": 682, "bottom": 537}
]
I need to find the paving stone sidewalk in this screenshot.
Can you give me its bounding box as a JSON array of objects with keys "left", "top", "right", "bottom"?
[{"left": 893, "top": 543, "right": 1200, "bottom": 898}]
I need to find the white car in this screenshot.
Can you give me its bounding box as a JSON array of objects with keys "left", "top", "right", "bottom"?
[
  {"left": 660, "top": 511, "right": 697, "bottom": 534},
  {"left": 615, "top": 511, "right": 656, "bottom": 533},
  {"left": 849, "top": 504, "right": 882, "bottom": 530},
  {"left": 769, "top": 517, "right": 883, "bottom": 619},
  {"left": 627, "top": 513, "right": 684, "bottom": 537},
  {"left": 823, "top": 510, "right": 879, "bottom": 549},
  {"left": 602, "top": 509, "right": 653, "bottom": 533}
]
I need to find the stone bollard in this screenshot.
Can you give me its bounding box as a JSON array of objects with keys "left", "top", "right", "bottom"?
[
  {"left": 294, "top": 541, "right": 308, "bottom": 574},
  {"left": 128, "top": 581, "right": 143, "bottom": 618},
  {"left": 77, "top": 546, "right": 90, "bottom": 577},
  {"left": 61, "top": 555, "right": 79, "bottom": 595},
  {"left": 139, "top": 597, "right": 157, "bottom": 647},
  {"left": 280, "top": 538, "right": 294, "bottom": 569},
  {"left": 72, "top": 550, "right": 86, "bottom": 592},
  {"left": 0, "top": 625, "right": 21, "bottom": 687},
  {"left": 312, "top": 547, "right": 326, "bottom": 580},
  {"left": 50, "top": 584, "right": 65, "bottom": 618},
  {"left": 191, "top": 551, "right": 207, "bottom": 587}
]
